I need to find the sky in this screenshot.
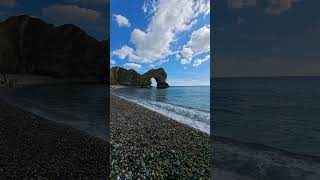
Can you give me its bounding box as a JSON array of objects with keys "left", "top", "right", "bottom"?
[
  {"left": 214, "top": 0, "right": 320, "bottom": 77},
  {"left": 0, "top": 0, "right": 108, "bottom": 40},
  {"left": 110, "top": 0, "right": 210, "bottom": 86}
]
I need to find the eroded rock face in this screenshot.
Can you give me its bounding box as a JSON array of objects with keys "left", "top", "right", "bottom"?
[
  {"left": 110, "top": 67, "right": 169, "bottom": 88},
  {"left": 0, "top": 15, "right": 108, "bottom": 81}
]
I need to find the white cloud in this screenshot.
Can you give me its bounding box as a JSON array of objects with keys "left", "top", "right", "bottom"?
[
  {"left": 110, "top": 59, "right": 116, "bottom": 65},
  {"left": 193, "top": 0, "right": 210, "bottom": 16},
  {"left": 0, "top": 0, "right": 16, "bottom": 8},
  {"left": 181, "top": 59, "right": 189, "bottom": 65},
  {"left": 156, "top": 59, "right": 169, "bottom": 65},
  {"left": 42, "top": 5, "right": 100, "bottom": 24},
  {"left": 142, "top": 0, "right": 158, "bottom": 14},
  {"left": 265, "top": 0, "right": 299, "bottom": 15},
  {"left": 181, "top": 24, "right": 210, "bottom": 64},
  {"left": 112, "top": 45, "right": 134, "bottom": 59},
  {"left": 167, "top": 78, "right": 210, "bottom": 86},
  {"left": 193, "top": 55, "right": 210, "bottom": 67},
  {"left": 123, "top": 63, "right": 142, "bottom": 70},
  {"left": 226, "top": 0, "right": 299, "bottom": 15},
  {"left": 112, "top": 0, "right": 210, "bottom": 65},
  {"left": 147, "top": 59, "right": 168, "bottom": 68},
  {"left": 113, "top": 14, "right": 131, "bottom": 27}
]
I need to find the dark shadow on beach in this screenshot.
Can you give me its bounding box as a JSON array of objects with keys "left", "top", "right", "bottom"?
[{"left": 0, "top": 99, "right": 110, "bottom": 179}]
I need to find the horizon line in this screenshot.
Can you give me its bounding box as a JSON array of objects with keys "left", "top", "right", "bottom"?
[{"left": 213, "top": 75, "right": 320, "bottom": 79}]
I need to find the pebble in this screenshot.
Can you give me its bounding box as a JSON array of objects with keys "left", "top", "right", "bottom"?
[{"left": 110, "top": 95, "right": 210, "bottom": 179}]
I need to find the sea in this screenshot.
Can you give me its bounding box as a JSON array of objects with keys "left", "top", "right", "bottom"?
[
  {"left": 212, "top": 76, "right": 320, "bottom": 157},
  {"left": 1, "top": 77, "right": 318, "bottom": 158},
  {"left": 112, "top": 86, "right": 210, "bottom": 134},
  {"left": 0, "top": 84, "right": 109, "bottom": 140},
  {"left": 0, "top": 84, "right": 211, "bottom": 140}
]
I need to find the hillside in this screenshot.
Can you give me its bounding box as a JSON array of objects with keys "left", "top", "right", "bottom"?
[{"left": 0, "top": 15, "right": 108, "bottom": 81}]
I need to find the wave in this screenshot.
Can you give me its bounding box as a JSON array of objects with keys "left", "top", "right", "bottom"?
[
  {"left": 212, "top": 136, "right": 320, "bottom": 179},
  {"left": 113, "top": 93, "right": 210, "bottom": 134}
]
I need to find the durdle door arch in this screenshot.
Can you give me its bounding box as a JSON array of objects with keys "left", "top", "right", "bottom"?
[{"left": 110, "top": 67, "right": 170, "bottom": 89}]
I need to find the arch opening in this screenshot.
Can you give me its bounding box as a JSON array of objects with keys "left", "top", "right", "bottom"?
[{"left": 151, "top": 78, "right": 157, "bottom": 87}]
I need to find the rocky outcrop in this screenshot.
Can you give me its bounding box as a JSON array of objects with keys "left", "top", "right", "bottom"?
[
  {"left": 110, "top": 67, "right": 169, "bottom": 88},
  {"left": 0, "top": 15, "right": 108, "bottom": 82}
]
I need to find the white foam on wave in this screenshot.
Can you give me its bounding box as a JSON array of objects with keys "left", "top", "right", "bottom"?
[{"left": 115, "top": 94, "right": 210, "bottom": 134}]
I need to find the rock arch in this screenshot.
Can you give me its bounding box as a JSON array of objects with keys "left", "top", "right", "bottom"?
[
  {"left": 110, "top": 67, "right": 170, "bottom": 88},
  {"left": 141, "top": 68, "right": 169, "bottom": 88}
]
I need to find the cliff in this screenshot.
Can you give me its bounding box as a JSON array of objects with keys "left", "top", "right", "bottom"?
[
  {"left": 0, "top": 15, "right": 108, "bottom": 82},
  {"left": 110, "top": 67, "right": 169, "bottom": 88}
]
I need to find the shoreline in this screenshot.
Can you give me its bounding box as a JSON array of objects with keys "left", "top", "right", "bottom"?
[
  {"left": 0, "top": 98, "right": 109, "bottom": 178},
  {"left": 111, "top": 95, "right": 210, "bottom": 179},
  {"left": 111, "top": 91, "right": 320, "bottom": 179},
  {"left": 0, "top": 92, "right": 108, "bottom": 141},
  {"left": 111, "top": 91, "right": 210, "bottom": 134},
  {"left": 0, "top": 82, "right": 109, "bottom": 141},
  {"left": 0, "top": 74, "right": 105, "bottom": 88}
]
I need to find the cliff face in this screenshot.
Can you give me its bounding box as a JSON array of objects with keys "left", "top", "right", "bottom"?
[
  {"left": 110, "top": 67, "right": 169, "bottom": 88},
  {"left": 0, "top": 15, "right": 108, "bottom": 81}
]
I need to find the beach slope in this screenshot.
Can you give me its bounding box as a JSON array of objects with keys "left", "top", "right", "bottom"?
[
  {"left": 0, "top": 100, "right": 109, "bottom": 179},
  {"left": 111, "top": 95, "right": 210, "bottom": 179}
]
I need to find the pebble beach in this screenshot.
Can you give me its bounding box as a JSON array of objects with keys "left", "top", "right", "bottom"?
[
  {"left": 111, "top": 95, "right": 210, "bottom": 179},
  {"left": 0, "top": 99, "right": 109, "bottom": 179}
]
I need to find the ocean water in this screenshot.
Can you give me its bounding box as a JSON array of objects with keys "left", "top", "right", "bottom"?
[
  {"left": 112, "top": 86, "right": 210, "bottom": 134},
  {"left": 212, "top": 76, "right": 320, "bottom": 157},
  {"left": 0, "top": 84, "right": 109, "bottom": 140}
]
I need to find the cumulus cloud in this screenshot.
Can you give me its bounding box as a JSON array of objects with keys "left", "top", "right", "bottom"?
[
  {"left": 110, "top": 59, "right": 116, "bottom": 65},
  {"left": 142, "top": 0, "right": 158, "bottom": 14},
  {"left": 157, "top": 59, "right": 169, "bottom": 65},
  {"left": 193, "top": 55, "right": 210, "bottom": 67},
  {"left": 226, "top": 0, "right": 299, "bottom": 15},
  {"left": 227, "top": 0, "right": 256, "bottom": 8},
  {"left": 0, "top": 0, "right": 16, "bottom": 8},
  {"left": 42, "top": 5, "right": 100, "bottom": 25},
  {"left": 265, "top": 0, "right": 299, "bottom": 15},
  {"left": 112, "top": 45, "right": 134, "bottom": 59},
  {"left": 181, "top": 59, "right": 189, "bottom": 65},
  {"left": 113, "top": 14, "right": 131, "bottom": 27},
  {"left": 112, "top": 0, "right": 210, "bottom": 64},
  {"left": 123, "top": 63, "right": 141, "bottom": 70},
  {"left": 180, "top": 24, "right": 210, "bottom": 64},
  {"left": 147, "top": 59, "right": 168, "bottom": 68}
]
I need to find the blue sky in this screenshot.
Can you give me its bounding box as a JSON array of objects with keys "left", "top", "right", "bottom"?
[
  {"left": 110, "top": 0, "right": 210, "bottom": 86},
  {"left": 214, "top": 0, "right": 320, "bottom": 77},
  {"left": 0, "top": 0, "right": 108, "bottom": 40}
]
